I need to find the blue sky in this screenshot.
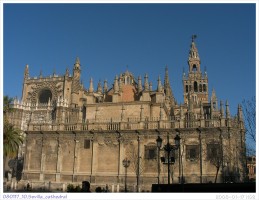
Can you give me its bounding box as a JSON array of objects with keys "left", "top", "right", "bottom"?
[{"left": 4, "top": 3, "right": 255, "bottom": 117}]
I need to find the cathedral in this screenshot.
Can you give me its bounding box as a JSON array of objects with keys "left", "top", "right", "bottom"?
[{"left": 8, "top": 37, "right": 246, "bottom": 191}]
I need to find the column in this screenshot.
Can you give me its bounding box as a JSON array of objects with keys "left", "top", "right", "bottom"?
[
  {"left": 56, "top": 137, "right": 62, "bottom": 182},
  {"left": 40, "top": 136, "right": 45, "bottom": 181},
  {"left": 73, "top": 135, "right": 79, "bottom": 181}
]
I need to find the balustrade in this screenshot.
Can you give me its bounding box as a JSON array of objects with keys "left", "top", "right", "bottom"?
[{"left": 26, "top": 117, "right": 236, "bottom": 132}]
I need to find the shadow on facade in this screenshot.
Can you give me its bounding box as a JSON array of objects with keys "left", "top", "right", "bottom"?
[{"left": 152, "top": 183, "right": 256, "bottom": 193}]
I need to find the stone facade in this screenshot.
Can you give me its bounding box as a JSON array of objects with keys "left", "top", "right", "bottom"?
[
  {"left": 8, "top": 37, "right": 246, "bottom": 191},
  {"left": 247, "top": 156, "right": 256, "bottom": 182}
]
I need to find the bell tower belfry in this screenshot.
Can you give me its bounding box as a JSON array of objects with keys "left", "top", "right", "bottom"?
[
  {"left": 71, "top": 57, "right": 81, "bottom": 105},
  {"left": 183, "top": 35, "right": 209, "bottom": 104}
]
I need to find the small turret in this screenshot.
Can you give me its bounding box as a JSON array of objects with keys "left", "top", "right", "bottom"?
[
  {"left": 138, "top": 76, "right": 143, "bottom": 93},
  {"left": 24, "top": 64, "right": 29, "bottom": 79},
  {"left": 97, "top": 81, "right": 102, "bottom": 94},
  {"left": 211, "top": 89, "right": 218, "bottom": 111},
  {"left": 103, "top": 79, "right": 108, "bottom": 93},
  {"left": 65, "top": 67, "right": 69, "bottom": 77},
  {"left": 144, "top": 74, "right": 149, "bottom": 91},
  {"left": 39, "top": 69, "right": 42, "bottom": 78},
  {"left": 220, "top": 100, "right": 224, "bottom": 118},
  {"left": 114, "top": 75, "right": 119, "bottom": 93},
  {"left": 238, "top": 104, "right": 243, "bottom": 121},
  {"left": 157, "top": 76, "right": 163, "bottom": 92},
  {"left": 225, "top": 100, "right": 230, "bottom": 119},
  {"left": 89, "top": 78, "right": 94, "bottom": 93},
  {"left": 149, "top": 82, "right": 152, "bottom": 91},
  {"left": 119, "top": 75, "right": 122, "bottom": 92},
  {"left": 53, "top": 68, "right": 56, "bottom": 76}
]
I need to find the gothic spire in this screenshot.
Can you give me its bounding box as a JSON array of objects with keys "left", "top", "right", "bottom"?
[
  {"left": 164, "top": 66, "right": 175, "bottom": 104},
  {"left": 164, "top": 65, "right": 170, "bottom": 87}
]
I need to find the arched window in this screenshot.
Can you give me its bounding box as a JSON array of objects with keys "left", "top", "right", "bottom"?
[
  {"left": 125, "top": 76, "right": 130, "bottom": 85},
  {"left": 194, "top": 81, "right": 198, "bottom": 92},
  {"left": 185, "top": 85, "right": 189, "bottom": 93},
  {"left": 199, "top": 84, "right": 202, "bottom": 92},
  {"left": 82, "top": 105, "right": 86, "bottom": 123},
  {"left": 39, "top": 89, "right": 52, "bottom": 104},
  {"left": 192, "top": 64, "right": 197, "bottom": 72},
  {"left": 203, "top": 84, "right": 207, "bottom": 92}
]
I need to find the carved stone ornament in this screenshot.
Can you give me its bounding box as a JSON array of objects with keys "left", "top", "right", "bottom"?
[
  {"left": 30, "top": 81, "right": 60, "bottom": 104},
  {"left": 97, "top": 135, "right": 119, "bottom": 146}
]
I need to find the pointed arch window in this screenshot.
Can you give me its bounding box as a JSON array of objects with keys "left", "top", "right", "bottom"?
[
  {"left": 203, "top": 84, "right": 207, "bottom": 92},
  {"left": 192, "top": 64, "right": 197, "bottom": 72},
  {"left": 194, "top": 81, "right": 198, "bottom": 92}
]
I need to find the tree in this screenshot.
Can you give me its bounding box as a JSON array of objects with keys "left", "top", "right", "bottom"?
[
  {"left": 3, "top": 96, "right": 23, "bottom": 178},
  {"left": 207, "top": 143, "right": 223, "bottom": 183},
  {"left": 4, "top": 96, "right": 13, "bottom": 125},
  {"left": 4, "top": 123, "right": 23, "bottom": 158},
  {"left": 4, "top": 96, "right": 13, "bottom": 114},
  {"left": 126, "top": 141, "right": 144, "bottom": 191},
  {"left": 242, "top": 96, "right": 256, "bottom": 143}
]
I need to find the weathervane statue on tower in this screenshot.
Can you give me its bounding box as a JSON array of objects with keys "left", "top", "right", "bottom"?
[{"left": 192, "top": 34, "right": 197, "bottom": 42}]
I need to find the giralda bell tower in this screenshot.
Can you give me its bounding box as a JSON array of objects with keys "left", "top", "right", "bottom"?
[{"left": 183, "top": 35, "right": 209, "bottom": 105}]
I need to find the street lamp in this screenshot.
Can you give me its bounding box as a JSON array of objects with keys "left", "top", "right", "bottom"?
[
  {"left": 156, "top": 136, "right": 162, "bottom": 184},
  {"left": 157, "top": 133, "right": 181, "bottom": 185},
  {"left": 122, "top": 158, "right": 130, "bottom": 192}
]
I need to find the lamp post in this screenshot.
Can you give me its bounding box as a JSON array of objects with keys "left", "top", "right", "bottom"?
[
  {"left": 122, "top": 158, "right": 130, "bottom": 192},
  {"left": 156, "top": 136, "right": 162, "bottom": 184},
  {"left": 156, "top": 133, "right": 181, "bottom": 185}
]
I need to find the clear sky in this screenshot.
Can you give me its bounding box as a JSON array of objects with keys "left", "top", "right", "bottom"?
[{"left": 3, "top": 3, "right": 255, "bottom": 116}]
